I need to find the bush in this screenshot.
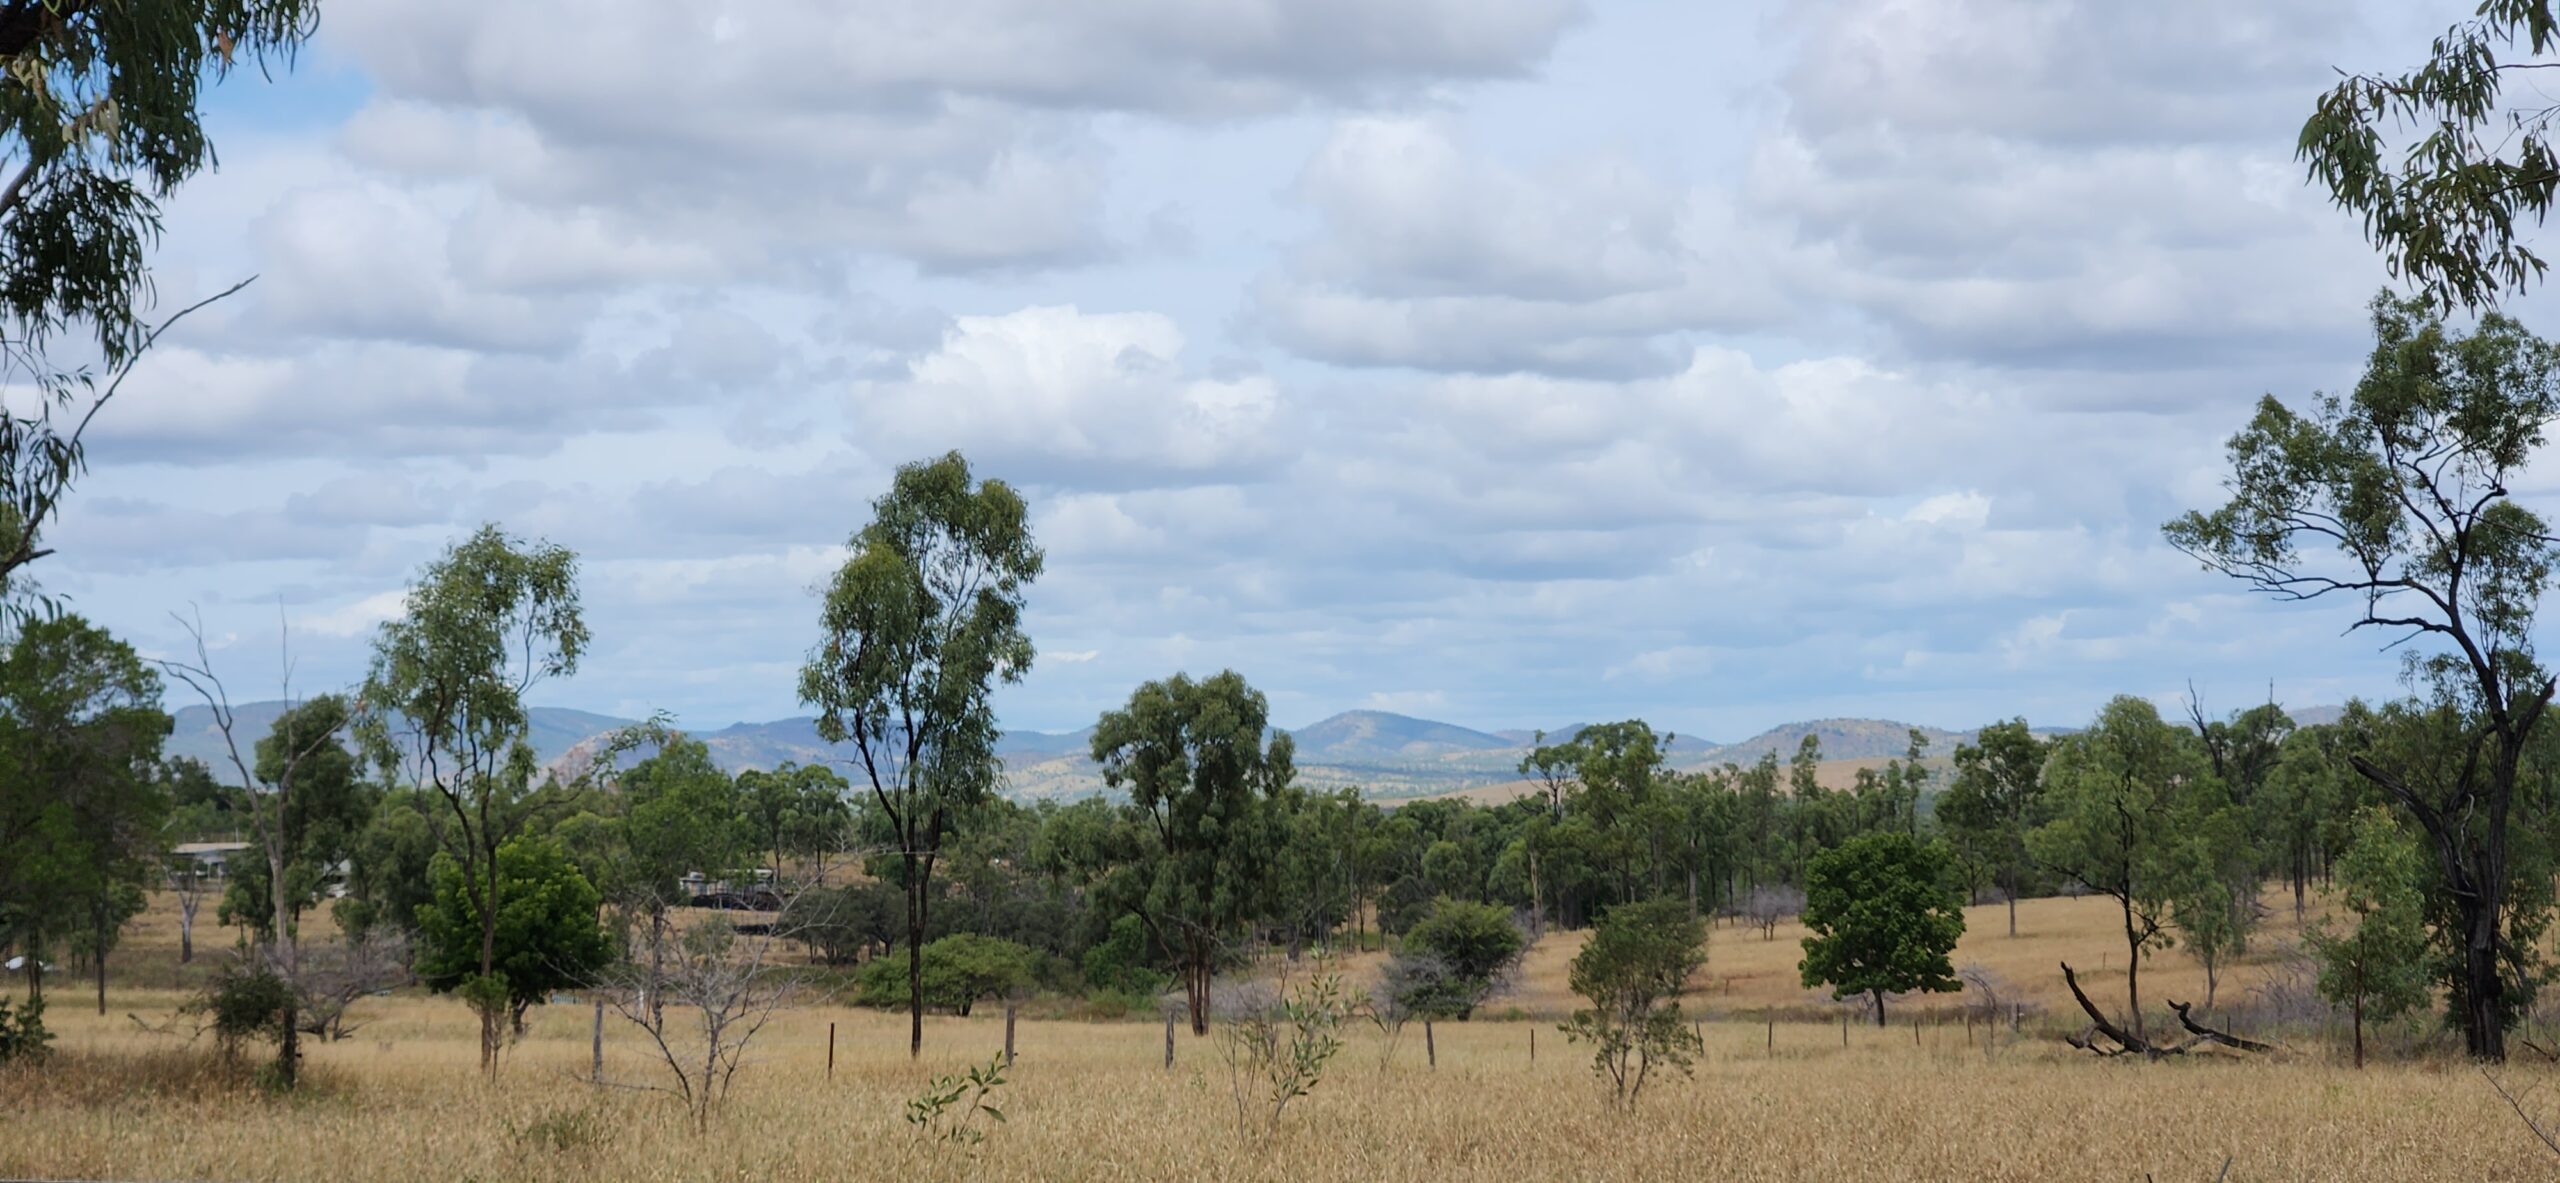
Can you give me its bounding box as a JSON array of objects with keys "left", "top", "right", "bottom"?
[
  {"left": 1081, "top": 914, "right": 1170, "bottom": 996},
  {"left": 859, "top": 934, "right": 1036, "bottom": 1015},
  {"left": 1398, "top": 897, "right": 1524, "bottom": 1019},
  {"left": 0, "top": 996, "right": 48, "bottom": 1065},
  {"left": 196, "top": 961, "right": 292, "bottom": 1062}
]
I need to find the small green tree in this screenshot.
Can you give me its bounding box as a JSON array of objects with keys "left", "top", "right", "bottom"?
[
  {"left": 1798, "top": 832, "right": 1965, "bottom": 1025},
  {"left": 1936, "top": 718, "right": 2049, "bottom": 937},
  {"left": 1398, "top": 897, "right": 1524, "bottom": 1019},
  {"left": 2028, "top": 696, "right": 2203, "bottom": 1041},
  {"left": 358, "top": 523, "right": 588, "bottom": 1075},
  {"left": 2310, "top": 809, "right": 2432, "bottom": 1069},
  {"left": 1091, "top": 669, "right": 1296, "bottom": 1035},
  {"left": 858, "top": 933, "right": 1035, "bottom": 1016},
  {"left": 417, "top": 834, "right": 612, "bottom": 1039},
  {"left": 1560, "top": 898, "right": 1705, "bottom": 1105}
]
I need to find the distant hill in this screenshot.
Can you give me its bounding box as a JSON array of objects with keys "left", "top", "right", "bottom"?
[
  {"left": 161, "top": 701, "right": 2342, "bottom": 803},
  {"left": 1284, "top": 710, "right": 1512, "bottom": 763},
  {"left": 168, "top": 703, "right": 638, "bottom": 774},
  {"left": 1694, "top": 718, "right": 1964, "bottom": 766}
]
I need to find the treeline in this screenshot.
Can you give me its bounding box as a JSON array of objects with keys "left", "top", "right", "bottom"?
[
  {"left": 21, "top": 291, "right": 2560, "bottom": 1086},
  {"left": 0, "top": 597, "right": 2446, "bottom": 1053}
]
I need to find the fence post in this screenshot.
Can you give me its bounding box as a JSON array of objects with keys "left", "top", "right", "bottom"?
[
  {"left": 1842, "top": 1008, "right": 1849, "bottom": 1046},
  {"left": 1530, "top": 1026, "right": 1535, "bottom": 1063},
  {"left": 1425, "top": 1019, "right": 1436, "bottom": 1070},
  {"left": 591, "top": 999, "right": 603, "bottom": 1085},
  {"left": 1765, "top": 1008, "right": 1773, "bottom": 1054},
  {"left": 827, "top": 1021, "right": 836, "bottom": 1080},
  {"left": 1004, "top": 1001, "right": 1017, "bottom": 1067},
  {"left": 1164, "top": 1009, "right": 1175, "bottom": 1070}
]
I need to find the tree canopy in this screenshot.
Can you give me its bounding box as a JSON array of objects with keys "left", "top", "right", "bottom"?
[{"left": 1798, "top": 832, "right": 1965, "bottom": 1026}]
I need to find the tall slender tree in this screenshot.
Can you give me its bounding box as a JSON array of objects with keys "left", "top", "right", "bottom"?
[
  {"left": 1937, "top": 718, "right": 2048, "bottom": 937},
  {"left": 799, "top": 451, "right": 1040, "bottom": 1058},
  {"left": 357, "top": 525, "right": 587, "bottom": 1077},
  {"left": 2029, "top": 697, "right": 2204, "bottom": 1041}
]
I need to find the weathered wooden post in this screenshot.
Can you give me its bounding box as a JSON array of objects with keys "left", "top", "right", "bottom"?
[
  {"left": 827, "top": 1020, "right": 836, "bottom": 1080},
  {"left": 591, "top": 999, "right": 604, "bottom": 1085},
  {"left": 1529, "top": 1026, "right": 1536, "bottom": 1063},
  {"left": 1004, "top": 1000, "right": 1017, "bottom": 1067},
  {"left": 1424, "top": 1019, "right": 1436, "bottom": 1069},
  {"left": 1764, "top": 1008, "right": 1773, "bottom": 1054},
  {"left": 1842, "top": 1007, "right": 1849, "bottom": 1046},
  {"left": 1163, "top": 1009, "right": 1175, "bottom": 1070}
]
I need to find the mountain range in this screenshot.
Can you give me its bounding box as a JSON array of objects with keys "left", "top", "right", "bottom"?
[{"left": 160, "top": 703, "right": 2313, "bottom": 802}]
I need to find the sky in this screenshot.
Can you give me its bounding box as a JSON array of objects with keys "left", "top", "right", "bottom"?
[{"left": 29, "top": 0, "right": 2550, "bottom": 739}]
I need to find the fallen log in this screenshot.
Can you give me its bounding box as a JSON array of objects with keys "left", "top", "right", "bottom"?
[
  {"left": 2058, "top": 961, "right": 2178, "bottom": 1056},
  {"left": 2166, "top": 1000, "right": 2275, "bottom": 1054}
]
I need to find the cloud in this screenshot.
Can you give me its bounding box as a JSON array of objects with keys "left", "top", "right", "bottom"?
[
  {"left": 1744, "top": 0, "right": 2387, "bottom": 372},
  {"left": 1254, "top": 117, "right": 1782, "bottom": 376},
  {"left": 856, "top": 306, "right": 1287, "bottom": 485}
]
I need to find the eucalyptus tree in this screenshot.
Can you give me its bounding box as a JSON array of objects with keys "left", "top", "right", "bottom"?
[
  {"left": 2300, "top": 0, "right": 2560, "bottom": 310},
  {"left": 0, "top": 1, "right": 316, "bottom": 595},
  {"left": 2167, "top": 294, "right": 2560, "bottom": 1060},
  {"left": 0, "top": 614, "right": 167, "bottom": 1013},
  {"left": 1936, "top": 718, "right": 2049, "bottom": 937},
  {"left": 799, "top": 451, "right": 1041, "bottom": 1058},
  {"left": 2028, "top": 697, "right": 2207, "bottom": 1041},
  {"left": 356, "top": 524, "right": 587, "bottom": 1076},
  {"left": 1091, "top": 669, "right": 1294, "bottom": 1035}
]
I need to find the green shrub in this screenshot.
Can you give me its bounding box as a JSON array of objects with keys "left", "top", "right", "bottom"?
[
  {"left": 197, "top": 961, "right": 293, "bottom": 1061},
  {"left": 0, "top": 996, "right": 49, "bottom": 1065},
  {"left": 859, "top": 933, "right": 1035, "bottom": 1015},
  {"left": 1081, "top": 914, "right": 1170, "bottom": 996},
  {"left": 1399, "top": 897, "right": 1525, "bottom": 1019}
]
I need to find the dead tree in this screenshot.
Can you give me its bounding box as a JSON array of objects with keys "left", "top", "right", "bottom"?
[
  {"left": 156, "top": 608, "right": 347, "bottom": 1090},
  {"left": 293, "top": 930, "right": 413, "bottom": 1041},
  {"left": 601, "top": 913, "right": 799, "bottom": 1131},
  {"left": 165, "top": 859, "right": 208, "bottom": 965}
]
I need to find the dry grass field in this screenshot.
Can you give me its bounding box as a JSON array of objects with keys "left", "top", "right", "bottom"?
[{"left": 6, "top": 890, "right": 2560, "bottom": 1181}]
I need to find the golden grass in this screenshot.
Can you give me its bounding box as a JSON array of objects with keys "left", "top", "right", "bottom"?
[{"left": 5, "top": 891, "right": 2556, "bottom": 1181}]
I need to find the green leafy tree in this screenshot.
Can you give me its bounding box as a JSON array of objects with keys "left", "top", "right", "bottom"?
[
  {"left": 737, "top": 761, "right": 851, "bottom": 881},
  {"left": 0, "top": 614, "right": 168, "bottom": 1014},
  {"left": 2166, "top": 294, "right": 2560, "bottom": 1060},
  {"left": 1398, "top": 897, "right": 1525, "bottom": 1019},
  {"left": 1937, "top": 719, "right": 2049, "bottom": 937},
  {"left": 2028, "top": 696, "right": 2205, "bottom": 1041},
  {"left": 778, "top": 881, "right": 898, "bottom": 967},
  {"left": 1559, "top": 898, "right": 1705, "bottom": 1105},
  {"left": 858, "top": 933, "right": 1035, "bottom": 1016},
  {"left": 2166, "top": 805, "right": 2259, "bottom": 1011},
  {"left": 799, "top": 451, "right": 1040, "bottom": 1058},
  {"left": 2310, "top": 809, "right": 2432, "bottom": 1069},
  {"left": 2299, "top": 0, "right": 2560, "bottom": 310},
  {"left": 357, "top": 524, "right": 588, "bottom": 1075},
  {"left": 1091, "top": 669, "right": 1294, "bottom": 1035},
  {"left": 0, "top": 1, "right": 317, "bottom": 596},
  {"left": 417, "top": 833, "right": 612, "bottom": 1038},
  {"left": 334, "top": 788, "right": 439, "bottom": 940},
  {"left": 1798, "top": 832, "right": 1964, "bottom": 1026},
  {"left": 213, "top": 695, "right": 367, "bottom": 942}
]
